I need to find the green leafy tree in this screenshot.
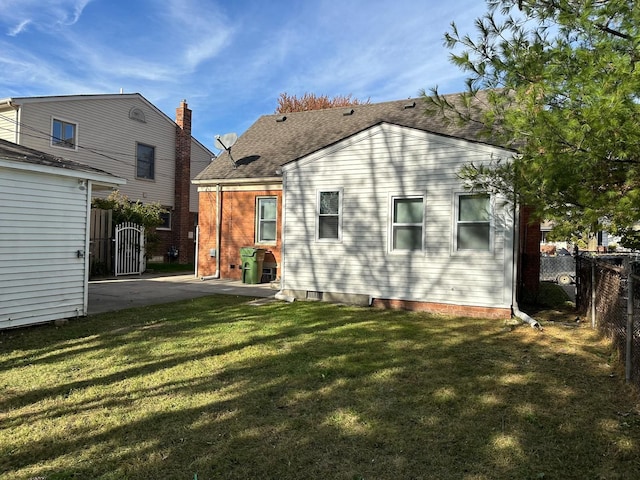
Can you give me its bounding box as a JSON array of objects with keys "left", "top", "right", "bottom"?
[
  {"left": 92, "top": 190, "right": 166, "bottom": 229},
  {"left": 92, "top": 191, "right": 167, "bottom": 258},
  {"left": 424, "top": 0, "right": 640, "bottom": 245}
]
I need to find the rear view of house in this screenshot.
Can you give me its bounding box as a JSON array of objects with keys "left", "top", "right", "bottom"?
[
  {"left": 194, "top": 96, "right": 540, "bottom": 318},
  {"left": 280, "top": 122, "right": 515, "bottom": 318}
]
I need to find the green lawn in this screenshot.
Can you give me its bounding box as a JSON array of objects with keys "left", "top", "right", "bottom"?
[{"left": 1, "top": 296, "right": 638, "bottom": 480}]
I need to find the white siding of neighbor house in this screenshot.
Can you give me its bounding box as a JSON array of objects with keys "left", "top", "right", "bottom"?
[
  {"left": 191, "top": 140, "right": 213, "bottom": 212},
  {"left": 13, "top": 96, "right": 179, "bottom": 208},
  {"left": 0, "top": 167, "right": 90, "bottom": 329},
  {"left": 0, "top": 108, "right": 18, "bottom": 143},
  {"left": 281, "top": 123, "right": 515, "bottom": 309}
]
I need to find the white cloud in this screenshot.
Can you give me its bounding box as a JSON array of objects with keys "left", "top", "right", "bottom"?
[
  {"left": 0, "top": 0, "right": 92, "bottom": 35},
  {"left": 163, "top": 0, "right": 234, "bottom": 70},
  {"left": 7, "top": 19, "right": 30, "bottom": 36}
]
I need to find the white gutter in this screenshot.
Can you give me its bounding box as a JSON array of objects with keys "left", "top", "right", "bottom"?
[{"left": 200, "top": 183, "right": 221, "bottom": 280}]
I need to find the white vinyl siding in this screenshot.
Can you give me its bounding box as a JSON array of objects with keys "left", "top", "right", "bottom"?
[
  {"left": 0, "top": 108, "right": 18, "bottom": 143},
  {"left": 0, "top": 167, "right": 89, "bottom": 329},
  {"left": 190, "top": 139, "right": 212, "bottom": 213},
  {"left": 282, "top": 124, "right": 515, "bottom": 309}
]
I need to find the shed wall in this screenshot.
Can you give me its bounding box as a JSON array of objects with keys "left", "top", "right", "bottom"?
[{"left": 0, "top": 167, "right": 89, "bottom": 328}]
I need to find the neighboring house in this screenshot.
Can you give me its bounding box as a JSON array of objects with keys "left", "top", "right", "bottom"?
[
  {"left": 0, "top": 93, "right": 214, "bottom": 264},
  {"left": 0, "top": 139, "right": 125, "bottom": 329},
  {"left": 193, "top": 97, "right": 540, "bottom": 318}
]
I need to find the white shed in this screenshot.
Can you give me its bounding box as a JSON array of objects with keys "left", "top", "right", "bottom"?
[
  {"left": 280, "top": 123, "right": 516, "bottom": 319},
  {"left": 0, "top": 139, "right": 125, "bottom": 329}
]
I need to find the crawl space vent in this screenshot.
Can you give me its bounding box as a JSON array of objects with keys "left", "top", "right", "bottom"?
[{"left": 306, "top": 291, "right": 323, "bottom": 301}]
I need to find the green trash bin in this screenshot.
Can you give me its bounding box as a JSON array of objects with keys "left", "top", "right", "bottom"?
[{"left": 240, "top": 247, "right": 266, "bottom": 284}]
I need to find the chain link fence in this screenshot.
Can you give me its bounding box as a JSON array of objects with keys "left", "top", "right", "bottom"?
[
  {"left": 576, "top": 254, "right": 640, "bottom": 390},
  {"left": 540, "top": 254, "right": 576, "bottom": 285}
]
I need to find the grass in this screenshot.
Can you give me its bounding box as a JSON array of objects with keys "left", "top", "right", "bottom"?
[
  {"left": 1, "top": 295, "right": 639, "bottom": 480},
  {"left": 145, "top": 262, "right": 195, "bottom": 274}
]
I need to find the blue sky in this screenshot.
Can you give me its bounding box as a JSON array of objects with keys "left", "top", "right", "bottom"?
[{"left": 0, "top": 0, "right": 488, "bottom": 152}]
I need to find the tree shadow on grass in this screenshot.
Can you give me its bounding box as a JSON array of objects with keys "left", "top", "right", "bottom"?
[{"left": 1, "top": 300, "right": 639, "bottom": 480}]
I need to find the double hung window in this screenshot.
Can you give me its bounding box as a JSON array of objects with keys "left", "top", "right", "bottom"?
[
  {"left": 256, "top": 197, "right": 277, "bottom": 243},
  {"left": 456, "top": 193, "right": 491, "bottom": 251},
  {"left": 391, "top": 196, "right": 424, "bottom": 251},
  {"left": 136, "top": 143, "right": 155, "bottom": 180},
  {"left": 317, "top": 190, "right": 342, "bottom": 240}
]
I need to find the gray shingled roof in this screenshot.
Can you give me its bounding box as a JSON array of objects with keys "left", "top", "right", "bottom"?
[
  {"left": 0, "top": 138, "right": 119, "bottom": 178},
  {"left": 195, "top": 95, "right": 505, "bottom": 182}
]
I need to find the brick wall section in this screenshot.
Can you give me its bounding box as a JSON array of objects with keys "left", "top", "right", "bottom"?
[
  {"left": 197, "top": 188, "right": 282, "bottom": 280},
  {"left": 372, "top": 298, "right": 511, "bottom": 319},
  {"left": 174, "top": 100, "right": 193, "bottom": 264},
  {"left": 518, "top": 205, "right": 541, "bottom": 301}
]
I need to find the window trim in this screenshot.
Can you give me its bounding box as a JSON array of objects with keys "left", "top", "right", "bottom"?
[
  {"left": 50, "top": 116, "right": 78, "bottom": 150},
  {"left": 453, "top": 192, "right": 493, "bottom": 254},
  {"left": 157, "top": 209, "right": 172, "bottom": 231},
  {"left": 136, "top": 142, "right": 156, "bottom": 180},
  {"left": 389, "top": 193, "right": 426, "bottom": 253},
  {"left": 316, "top": 188, "right": 343, "bottom": 242},
  {"left": 255, "top": 196, "right": 277, "bottom": 245}
]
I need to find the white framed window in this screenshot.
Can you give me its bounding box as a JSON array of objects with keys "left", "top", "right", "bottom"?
[
  {"left": 136, "top": 143, "right": 155, "bottom": 180},
  {"left": 256, "top": 196, "right": 277, "bottom": 244},
  {"left": 316, "top": 189, "right": 342, "bottom": 241},
  {"left": 390, "top": 195, "right": 425, "bottom": 252},
  {"left": 455, "top": 193, "right": 492, "bottom": 251},
  {"left": 157, "top": 209, "right": 171, "bottom": 231},
  {"left": 51, "top": 117, "right": 77, "bottom": 149}
]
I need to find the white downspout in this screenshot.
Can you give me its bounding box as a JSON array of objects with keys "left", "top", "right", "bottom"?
[
  {"left": 201, "top": 183, "right": 221, "bottom": 280},
  {"left": 512, "top": 203, "right": 542, "bottom": 330},
  {"left": 82, "top": 180, "right": 92, "bottom": 316},
  {"left": 274, "top": 168, "right": 294, "bottom": 302}
]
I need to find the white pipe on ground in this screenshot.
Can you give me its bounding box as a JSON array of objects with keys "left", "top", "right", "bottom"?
[
  {"left": 275, "top": 290, "right": 295, "bottom": 302},
  {"left": 513, "top": 305, "right": 542, "bottom": 330}
]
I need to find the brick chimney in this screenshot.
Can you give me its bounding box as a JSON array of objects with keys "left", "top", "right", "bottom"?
[{"left": 174, "top": 99, "right": 192, "bottom": 264}]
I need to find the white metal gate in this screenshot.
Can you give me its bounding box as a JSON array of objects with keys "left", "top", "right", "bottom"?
[{"left": 115, "top": 222, "right": 146, "bottom": 276}]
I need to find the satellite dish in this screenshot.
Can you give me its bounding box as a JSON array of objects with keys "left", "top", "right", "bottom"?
[
  {"left": 214, "top": 133, "right": 237, "bottom": 151},
  {"left": 214, "top": 133, "right": 238, "bottom": 169}
]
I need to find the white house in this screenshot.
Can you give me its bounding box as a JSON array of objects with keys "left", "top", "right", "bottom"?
[
  {"left": 0, "top": 139, "right": 125, "bottom": 329},
  {"left": 194, "top": 96, "right": 540, "bottom": 318},
  {"left": 280, "top": 123, "right": 516, "bottom": 318}
]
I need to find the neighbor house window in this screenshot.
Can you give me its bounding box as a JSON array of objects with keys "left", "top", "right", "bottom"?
[
  {"left": 456, "top": 193, "right": 491, "bottom": 251},
  {"left": 51, "top": 118, "right": 77, "bottom": 149},
  {"left": 136, "top": 143, "right": 155, "bottom": 180},
  {"left": 317, "top": 189, "right": 342, "bottom": 240},
  {"left": 158, "top": 209, "right": 171, "bottom": 230},
  {"left": 256, "top": 197, "right": 277, "bottom": 243},
  {"left": 391, "top": 196, "right": 424, "bottom": 251}
]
